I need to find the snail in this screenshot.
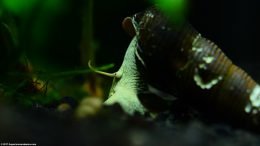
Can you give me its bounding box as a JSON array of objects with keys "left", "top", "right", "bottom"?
[{"left": 90, "top": 6, "right": 260, "bottom": 129}]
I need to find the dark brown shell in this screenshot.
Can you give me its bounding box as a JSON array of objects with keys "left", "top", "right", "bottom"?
[{"left": 130, "top": 6, "right": 260, "bottom": 129}]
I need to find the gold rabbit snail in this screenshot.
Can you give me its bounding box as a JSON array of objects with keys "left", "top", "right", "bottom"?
[{"left": 90, "top": 6, "right": 260, "bottom": 128}]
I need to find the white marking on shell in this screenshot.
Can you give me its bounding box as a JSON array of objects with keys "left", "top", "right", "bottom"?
[
  {"left": 193, "top": 69, "right": 223, "bottom": 89},
  {"left": 245, "top": 103, "right": 252, "bottom": 113},
  {"left": 203, "top": 56, "right": 215, "bottom": 64},
  {"left": 250, "top": 85, "right": 260, "bottom": 107},
  {"left": 199, "top": 64, "right": 207, "bottom": 70},
  {"left": 192, "top": 47, "right": 203, "bottom": 53},
  {"left": 146, "top": 11, "right": 154, "bottom": 18},
  {"left": 192, "top": 34, "right": 201, "bottom": 44},
  {"left": 245, "top": 84, "right": 260, "bottom": 114}
]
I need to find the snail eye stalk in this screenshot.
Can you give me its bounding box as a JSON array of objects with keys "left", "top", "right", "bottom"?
[{"left": 88, "top": 61, "right": 121, "bottom": 78}]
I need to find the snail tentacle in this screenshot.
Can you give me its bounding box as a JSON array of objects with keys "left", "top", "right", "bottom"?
[{"left": 88, "top": 60, "right": 122, "bottom": 78}]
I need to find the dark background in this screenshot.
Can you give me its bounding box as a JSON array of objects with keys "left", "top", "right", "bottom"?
[{"left": 94, "top": 0, "right": 260, "bottom": 81}]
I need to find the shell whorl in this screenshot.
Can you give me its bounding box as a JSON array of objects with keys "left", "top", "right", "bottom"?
[{"left": 131, "top": 6, "right": 260, "bottom": 126}]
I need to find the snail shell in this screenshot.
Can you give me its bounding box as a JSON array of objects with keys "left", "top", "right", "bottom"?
[{"left": 125, "top": 7, "right": 260, "bottom": 128}]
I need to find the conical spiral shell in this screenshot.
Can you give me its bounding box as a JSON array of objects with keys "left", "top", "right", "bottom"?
[{"left": 130, "top": 6, "right": 260, "bottom": 129}]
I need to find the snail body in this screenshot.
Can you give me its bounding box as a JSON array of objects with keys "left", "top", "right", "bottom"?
[
  {"left": 103, "top": 36, "right": 147, "bottom": 115},
  {"left": 102, "top": 6, "right": 260, "bottom": 128},
  {"left": 134, "top": 7, "right": 260, "bottom": 125}
]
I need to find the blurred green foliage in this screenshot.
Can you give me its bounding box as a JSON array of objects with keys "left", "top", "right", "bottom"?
[
  {"left": 0, "top": 0, "right": 98, "bottom": 107},
  {"left": 2, "top": 0, "right": 38, "bottom": 15},
  {"left": 1, "top": 0, "right": 85, "bottom": 72},
  {"left": 149, "top": 0, "right": 188, "bottom": 24}
]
